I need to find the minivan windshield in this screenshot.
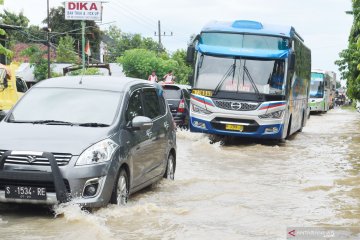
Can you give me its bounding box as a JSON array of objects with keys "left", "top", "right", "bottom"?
[{"left": 8, "top": 88, "right": 122, "bottom": 125}]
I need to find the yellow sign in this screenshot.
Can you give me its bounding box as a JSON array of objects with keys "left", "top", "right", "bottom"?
[
  {"left": 192, "top": 89, "right": 213, "bottom": 97},
  {"left": 225, "top": 124, "right": 244, "bottom": 131}
]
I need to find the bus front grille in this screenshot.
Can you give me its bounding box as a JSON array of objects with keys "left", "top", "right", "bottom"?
[{"left": 213, "top": 99, "right": 259, "bottom": 111}]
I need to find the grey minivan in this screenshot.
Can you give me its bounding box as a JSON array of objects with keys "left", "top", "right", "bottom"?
[{"left": 0, "top": 76, "right": 176, "bottom": 207}]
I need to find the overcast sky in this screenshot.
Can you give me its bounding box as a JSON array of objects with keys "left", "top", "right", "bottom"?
[{"left": 1, "top": 0, "right": 353, "bottom": 80}]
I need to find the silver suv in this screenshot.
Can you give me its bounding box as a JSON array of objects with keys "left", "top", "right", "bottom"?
[{"left": 0, "top": 76, "right": 176, "bottom": 207}]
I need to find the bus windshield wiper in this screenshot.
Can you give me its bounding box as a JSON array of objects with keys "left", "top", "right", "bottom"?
[
  {"left": 243, "top": 65, "right": 262, "bottom": 100},
  {"left": 78, "top": 122, "right": 110, "bottom": 127},
  {"left": 214, "top": 59, "right": 236, "bottom": 95},
  {"left": 31, "top": 120, "right": 75, "bottom": 126}
]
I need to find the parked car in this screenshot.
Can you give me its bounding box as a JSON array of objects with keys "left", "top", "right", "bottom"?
[
  {"left": 0, "top": 76, "right": 176, "bottom": 207},
  {"left": 162, "top": 84, "right": 191, "bottom": 128}
]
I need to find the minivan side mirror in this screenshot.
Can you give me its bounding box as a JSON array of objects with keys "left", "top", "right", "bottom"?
[
  {"left": 186, "top": 45, "right": 195, "bottom": 64},
  {"left": 0, "top": 111, "right": 6, "bottom": 122},
  {"left": 288, "top": 52, "right": 296, "bottom": 72},
  {"left": 129, "top": 116, "right": 153, "bottom": 131}
]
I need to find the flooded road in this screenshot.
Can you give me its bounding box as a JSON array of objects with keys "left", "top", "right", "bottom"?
[{"left": 0, "top": 108, "right": 359, "bottom": 239}]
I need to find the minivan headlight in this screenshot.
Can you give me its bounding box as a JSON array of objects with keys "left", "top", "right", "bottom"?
[
  {"left": 259, "top": 110, "right": 285, "bottom": 119},
  {"left": 76, "top": 139, "right": 119, "bottom": 166}
]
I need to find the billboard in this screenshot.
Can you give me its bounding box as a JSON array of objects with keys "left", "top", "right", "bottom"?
[{"left": 65, "top": 1, "right": 102, "bottom": 21}]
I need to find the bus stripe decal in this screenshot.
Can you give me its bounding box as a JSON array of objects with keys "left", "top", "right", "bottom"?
[
  {"left": 259, "top": 102, "right": 286, "bottom": 110},
  {"left": 191, "top": 95, "right": 214, "bottom": 106}
]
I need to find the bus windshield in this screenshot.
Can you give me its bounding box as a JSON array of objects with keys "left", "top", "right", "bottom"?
[
  {"left": 310, "top": 73, "right": 324, "bottom": 98},
  {"left": 195, "top": 54, "right": 286, "bottom": 95},
  {"left": 201, "top": 33, "right": 289, "bottom": 50}
]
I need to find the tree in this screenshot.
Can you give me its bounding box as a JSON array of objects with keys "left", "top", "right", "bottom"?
[
  {"left": 118, "top": 49, "right": 178, "bottom": 80},
  {"left": 104, "top": 25, "right": 161, "bottom": 62},
  {"left": 21, "top": 45, "right": 49, "bottom": 81},
  {"left": 171, "top": 49, "right": 192, "bottom": 84},
  {"left": 335, "top": 0, "right": 360, "bottom": 100},
  {"left": 45, "top": 6, "right": 102, "bottom": 61},
  {"left": 0, "top": 10, "right": 30, "bottom": 44},
  {"left": 0, "top": 28, "right": 13, "bottom": 59},
  {"left": 56, "top": 35, "right": 79, "bottom": 63}
]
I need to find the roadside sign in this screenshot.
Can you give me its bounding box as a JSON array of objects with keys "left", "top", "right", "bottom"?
[{"left": 65, "top": 1, "right": 102, "bottom": 21}]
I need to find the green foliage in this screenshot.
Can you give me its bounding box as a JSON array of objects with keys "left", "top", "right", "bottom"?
[
  {"left": 0, "top": 10, "right": 29, "bottom": 27},
  {"left": 56, "top": 35, "right": 79, "bottom": 63},
  {"left": 104, "top": 25, "right": 161, "bottom": 62},
  {"left": 68, "top": 67, "right": 102, "bottom": 76},
  {"left": 117, "top": 48, "right": 191, "bottom": 84},
  {"left": 171, "top": 49, "right": 192, "bottom": 84},
  {"left": 0, "top": 10, "right": 30, "bottom": 44},
  {"left": 118, "top": 49, "right": 177, "bottom": 80},
  {"left": 0, "top": 28, "right": 13, "bottom": 58},
  {"left": 20, "top": 45, "right": 49, "bottom": 80},
  {"left": 335, "top": 0, "right": 360, "bottom": 100}
]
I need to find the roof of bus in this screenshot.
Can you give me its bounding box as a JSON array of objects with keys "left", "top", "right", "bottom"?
[
  {"left": 311, "top": 69, "right": 328, "bottom": 74},
  {"left": 201, "top": 20, "right": 300, "bottom": 40}
]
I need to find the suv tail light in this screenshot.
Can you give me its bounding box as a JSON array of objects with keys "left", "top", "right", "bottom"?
[{"left": 178, "top": 99, "right": 185, "bottom": 113}]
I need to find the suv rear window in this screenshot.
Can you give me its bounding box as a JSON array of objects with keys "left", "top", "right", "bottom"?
[{"left": 163, "top": 88, "right": 182, "bottom": 99}]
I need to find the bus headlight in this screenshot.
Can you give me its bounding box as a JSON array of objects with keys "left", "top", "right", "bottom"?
[
  {"left": 192, "top": 104, "right": 212, "bottom": 115},
  {"left": 259, "top": 110, "right": 284, "bottom": 119}
]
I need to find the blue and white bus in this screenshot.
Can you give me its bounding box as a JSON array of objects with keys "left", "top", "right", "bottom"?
[{"left": 186, "top": 20, "right": 311, "bottom": 140}]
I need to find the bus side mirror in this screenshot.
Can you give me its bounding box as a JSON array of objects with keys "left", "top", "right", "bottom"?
[
  {"left": 188, "top": 74, "right": 194, "bottom": 85},
  {"left": 186, "top": 45, "right": 195, "bottom": 64},
  {"left": 288, "top": 52, "right": 295, "bottom": 72}
]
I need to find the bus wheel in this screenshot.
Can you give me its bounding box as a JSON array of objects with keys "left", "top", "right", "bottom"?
[
  {"left": 285, "top": 117, "right": 292, "bottom": 140},
  {"left": 298, "top": 112, "right": 305, "bottom": 133},
  {"left": 209, "top": 134, "right": 222, "bottom": 144}
]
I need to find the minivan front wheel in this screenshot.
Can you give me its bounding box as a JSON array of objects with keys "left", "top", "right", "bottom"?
[
  {"left": 110, "top": 169, "right": 129, "bottom": 205},
  {"left": 164, "top": 154, "right": 175, "bottom": 180}
]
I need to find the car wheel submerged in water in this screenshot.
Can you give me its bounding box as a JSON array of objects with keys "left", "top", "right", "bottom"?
[
  {"left": 111, "top": 168, "right": 129, "bottom": 206},
  {"left": 164, "top": 154, "right": 175, "bottom": 180}
]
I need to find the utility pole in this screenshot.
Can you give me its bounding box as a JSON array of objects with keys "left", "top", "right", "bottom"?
[
  {"left": 47, "top": 0, "right": 51, "bottom": 79},
  {"left": 157, "top": 20, "right": 161, "bottom": 50},
  {"left": 81, "top": 21, "right": 86, "bottom": 71},
  {"left": 154, "top": 20, "right": 173, "bottom": 53}
]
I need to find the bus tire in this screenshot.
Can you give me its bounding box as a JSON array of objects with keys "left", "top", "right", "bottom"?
[
  {"left": 298, "top": 111, "right": 305, "bottom": 132},
  {"left": 285, "top": 117, "right": 292, "bottom": 140}
]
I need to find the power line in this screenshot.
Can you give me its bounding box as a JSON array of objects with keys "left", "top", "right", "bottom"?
[{"left": 106, "top": 2, "right": 155, "bottom": 33}]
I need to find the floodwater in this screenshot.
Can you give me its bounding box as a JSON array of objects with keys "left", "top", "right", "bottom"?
[{"left": 0, "top": 108, "right": 359, "bottom": 239}]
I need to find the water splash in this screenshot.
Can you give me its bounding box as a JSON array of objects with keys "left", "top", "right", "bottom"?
[{"left": 53, "top": 202, "right": 113, "bottom": 240}]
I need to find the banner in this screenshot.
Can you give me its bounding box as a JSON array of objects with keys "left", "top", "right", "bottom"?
[{"left": 65, "top": 1, "right": 102, "bottom": 21}]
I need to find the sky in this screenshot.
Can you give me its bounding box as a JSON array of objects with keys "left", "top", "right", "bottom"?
[{"left": 1, "top": 0, "right": 353, "bottom": 81}]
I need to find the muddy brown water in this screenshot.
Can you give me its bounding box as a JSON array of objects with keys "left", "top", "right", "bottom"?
[{"left": 0, "top": 108, "right": 359, "bottom": 239}]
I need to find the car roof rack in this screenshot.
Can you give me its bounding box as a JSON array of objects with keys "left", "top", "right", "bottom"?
[{"left": 63, "top": 63, "right": 112, "bottom": 76}]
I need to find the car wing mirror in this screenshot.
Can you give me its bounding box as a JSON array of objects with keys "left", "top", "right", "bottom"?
[{"left": 129, "top": 116, "right": 153, "bottom": 131}]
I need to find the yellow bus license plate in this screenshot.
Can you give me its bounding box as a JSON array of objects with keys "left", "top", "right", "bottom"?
[{"left": 225, "top": 124, "right": 243, "bottom": 131}]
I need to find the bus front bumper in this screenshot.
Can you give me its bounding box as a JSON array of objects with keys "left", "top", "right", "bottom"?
[{"left": 190, "top": 116, "right": 284, "bottom": 139}]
